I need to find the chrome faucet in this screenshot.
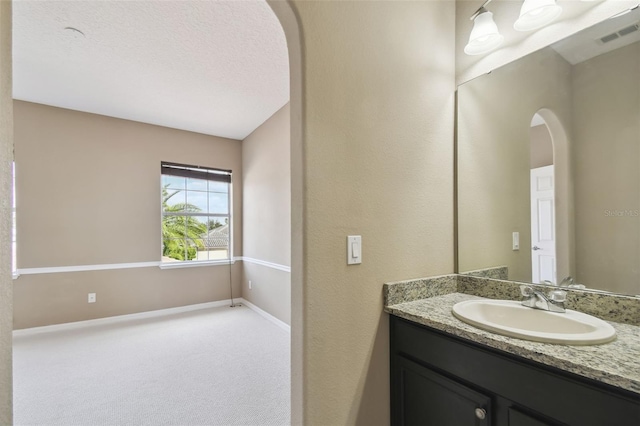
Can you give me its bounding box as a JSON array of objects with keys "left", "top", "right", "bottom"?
[
  {"left": 520, "top": 285, "right": 566, "bottom": 313},
  {"left": 560, "top": 276, "right": 574, "bottom": 287}
]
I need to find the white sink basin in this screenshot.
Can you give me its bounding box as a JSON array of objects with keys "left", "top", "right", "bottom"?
[{"left": 452, "top": 299, "right": 616, "bottom": 345}]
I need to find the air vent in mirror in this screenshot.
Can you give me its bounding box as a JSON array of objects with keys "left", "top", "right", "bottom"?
[
  {"left": 600, "top": 33, "right": 619, "bottom": 43},
  {"left": 618, "top": 24, "right": 639, "bottom": 36},
  {"left": 599, "top": 23, "right": 639, "bottom": 44}
]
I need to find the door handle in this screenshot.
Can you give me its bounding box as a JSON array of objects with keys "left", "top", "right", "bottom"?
[{"left": 532, "top": 246, "right": 541, "bottom": 250}]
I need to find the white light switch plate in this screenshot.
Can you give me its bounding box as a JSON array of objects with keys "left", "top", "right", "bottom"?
[
  {"left": 512, "top": 232, "right": 520, "bottom": 251},
  {"left": 347, "top": 235, "right": 362, "bottom": 265}
]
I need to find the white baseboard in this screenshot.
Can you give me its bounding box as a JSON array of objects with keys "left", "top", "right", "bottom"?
[
  {"left": 239, "top": 298, "right": 291, "bottom": 333},
  {"left": 13, "top": 298, "right": 291, "bottom": 336}
]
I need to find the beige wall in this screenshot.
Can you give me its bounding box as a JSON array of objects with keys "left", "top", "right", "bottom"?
[
  {"left": 457, "top": 47, "right": 572, "bottom": 283},
  {"left": 14, "top": 265, "right": 242, "bottom": 329},
  {"left": 0, "top": 1, "right": 13, "bottom": 422},
  {"left": 530, "top": 124, "right": 553, "bottom": 169},
  {"left": 572, "top": 42, "right": 640, "bottom": 295},
  {"left": 13, "top": 101, "right": 243, "bottom": 328},
  {"left": 241, "top": 262, "right": 289, "bottom": 322},
  {"left": 241, "top": 103, "right": 291, "bottom": 324},
  {"left": 289, "top": 1, "right": 455, "bottom": 424}
]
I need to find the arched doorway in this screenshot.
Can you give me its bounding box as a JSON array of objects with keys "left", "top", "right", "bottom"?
[
  {"left": 530, "top": 108, "right": 574, "bottom": 284},
  {"left": 265, "top": 1, "right": 304, "bottom": 423},
  {"left": 0, "top": 1, "right": 305, "bottom": 423},
  {"left": 529, "top": 113, "right": 556, "bottom": 283}
]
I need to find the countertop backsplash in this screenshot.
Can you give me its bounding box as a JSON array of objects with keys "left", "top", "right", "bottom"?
[
  {"left": 384, "top": 274, "right": 640, "bottom": 326},
  {"left": 384, "top": 273, "right": 640, "bottom": 395}
]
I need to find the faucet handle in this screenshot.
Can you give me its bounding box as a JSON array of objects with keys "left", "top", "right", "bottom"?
[
  {"left": 560, "top": 276, "right": 574, "bottom": 286},
  {"left": 548, "top": 289, "right": 567, "bottom": 303},
  {"left": 568, "top": 283, "right": 586, "bottom": 289},
  {"left": 520, "top": 285, "right": 534, "bottom": 297}
]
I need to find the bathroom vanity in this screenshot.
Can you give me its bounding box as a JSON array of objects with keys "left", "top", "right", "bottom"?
[
  {"left": 400, "top": 4, "right": 640, "bottom": 423},
  {"left": 384, "top": 277, "right": 640, "bottom": 426}
]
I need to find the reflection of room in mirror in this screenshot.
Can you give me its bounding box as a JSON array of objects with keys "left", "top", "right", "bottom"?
[
  {"left": 529, "top": 116, "right": 556, "bottom": 286},
  {"left": 457, "top": 7, "right": 640, "bottom": 297}
]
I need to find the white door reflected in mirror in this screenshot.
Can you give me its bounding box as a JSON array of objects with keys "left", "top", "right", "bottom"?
[{"left": 530, "top": 165, "right": 556, "bottom": 284}]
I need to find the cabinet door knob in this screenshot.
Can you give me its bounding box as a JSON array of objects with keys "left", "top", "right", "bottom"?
[{"left": 475, "top": 408, "right": 486, "bottom": 420}]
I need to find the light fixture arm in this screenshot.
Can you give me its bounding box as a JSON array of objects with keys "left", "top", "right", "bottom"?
[{"left": 470, "top": 0, "right": 494, "bottom": 21}]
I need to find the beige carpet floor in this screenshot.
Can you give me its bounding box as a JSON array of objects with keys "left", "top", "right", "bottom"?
[{"left": 13, "top": 304, "right": 290, "bottom": 426}]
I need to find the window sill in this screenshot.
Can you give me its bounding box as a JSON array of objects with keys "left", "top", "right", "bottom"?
[
  {"left": 159, "top": 259, "right": 236, "bottom": 270},
  {"left": 12, "top": 273, "right": 19, "bottom": 280}
]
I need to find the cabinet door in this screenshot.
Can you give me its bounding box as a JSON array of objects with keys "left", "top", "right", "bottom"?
[
  {"left": 391, "top": 316, "right": 640, "bottom": 426},
  {"left": 395, "top": 355, "right": 491, "bottom": 426},
  {"left": 507, "top": 406, "right": 562, "bottom": 426}
]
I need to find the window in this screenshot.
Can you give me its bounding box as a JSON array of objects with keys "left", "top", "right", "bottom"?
[{"left": 161, "top": 162, "right": 232, "bottom": 263}]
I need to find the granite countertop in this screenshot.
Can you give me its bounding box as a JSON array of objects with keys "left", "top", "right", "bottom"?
[{"left": 385, "top": 292, "right": 640, "bottom": 395}]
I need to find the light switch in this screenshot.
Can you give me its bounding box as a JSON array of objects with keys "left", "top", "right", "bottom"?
[
  {"left": 512, "top": 232, "right": 520, "bottom": 251},
  {"left": 347, "top": 235, "right": 362, "bottom": 265}
]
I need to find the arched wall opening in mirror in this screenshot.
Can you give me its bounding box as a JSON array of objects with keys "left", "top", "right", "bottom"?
[
  {"left": 529, "top": 113, "right": 555, "bottom": 284},
  {"left": 528, "top": 109, "right": 573, "bottom": 286},
  {"left": 534, "top": 108, "right": 574, "bottom": 287}
]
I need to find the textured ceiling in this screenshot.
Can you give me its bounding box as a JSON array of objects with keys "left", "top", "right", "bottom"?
[{"left": 13, "top": 0, "right": 289, "bottom": 140}]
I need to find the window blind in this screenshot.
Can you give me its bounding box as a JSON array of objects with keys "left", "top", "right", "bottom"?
[{"left": 161, "top": 161, "right": 231, "bottom": 183}]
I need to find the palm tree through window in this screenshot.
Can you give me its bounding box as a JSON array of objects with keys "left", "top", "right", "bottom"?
[{"left": 161, "top": 162, "right": 231, "bottom": 263}]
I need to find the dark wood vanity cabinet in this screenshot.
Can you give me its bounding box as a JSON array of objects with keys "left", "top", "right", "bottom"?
[{"left": 390, "top": 316, "right": 640, "bottom": 426}]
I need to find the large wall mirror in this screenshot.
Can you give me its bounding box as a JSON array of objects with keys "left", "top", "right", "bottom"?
[{"left": 457, "top": 7, "right": 639, "bottom": 297}]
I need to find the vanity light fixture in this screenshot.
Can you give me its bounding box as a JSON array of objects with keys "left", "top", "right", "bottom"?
[
  {"left": 463, "top": 0, "right": 564, "bottom": 56},
  {"left": 464, "top": 5, "right": 504, "bottom": 55},
  {"left": 514, "top": 0, "right": 563, "bottom": 31}
]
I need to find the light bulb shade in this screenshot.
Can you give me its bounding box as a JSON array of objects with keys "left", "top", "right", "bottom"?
[
  {"left": 464, "top": 10, "right": 504, "bottom": 56},
  {"left": 514, "top": 0, "right": 562, "bottom": 31}
]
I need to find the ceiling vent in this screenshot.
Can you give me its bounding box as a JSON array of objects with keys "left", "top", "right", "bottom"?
[{"left": 598, "top": 23, "right": 639, "bottom": 44}]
